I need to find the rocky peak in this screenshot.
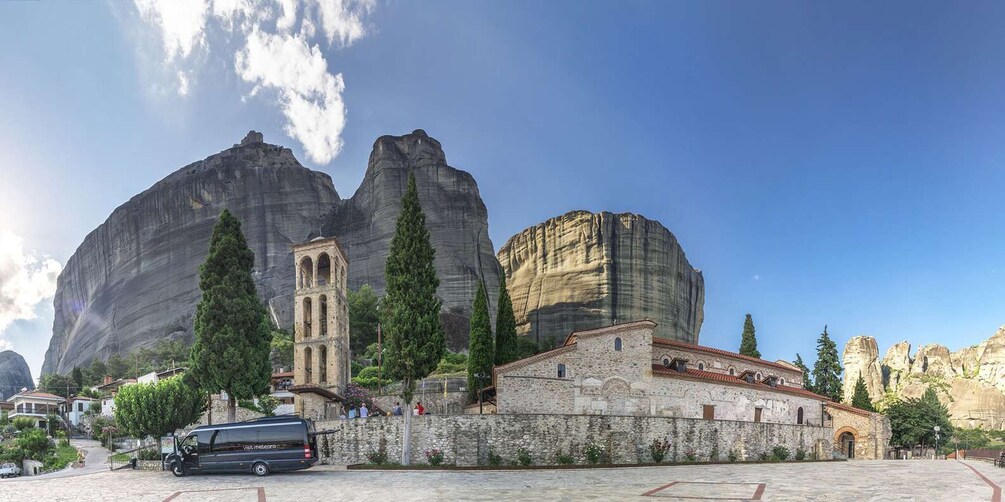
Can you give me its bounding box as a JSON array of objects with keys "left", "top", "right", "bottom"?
[
  {"left": 841, "top": 336, "right": 884, "bottom": 403},
  {"left": 910, "top": 344, "right": 954, "bottom": 377},
  {"left": 882, "top": 341, "right": 912, "bottom": 392},
  {"left": 0, "top": 351, "right": 33, "bottom": 399},
  {"left": 369, "top": 129, "right": 446, "bottom": 171},
  {"left": 237, "top": 130, "right": 264, "bottom": 147}
]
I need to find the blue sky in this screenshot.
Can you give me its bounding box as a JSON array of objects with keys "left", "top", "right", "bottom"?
[{"left": 2, "top": 1, "right": 1005, "bottom": 379}]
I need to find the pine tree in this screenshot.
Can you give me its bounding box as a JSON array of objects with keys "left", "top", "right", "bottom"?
[
  {"left": 793, "top": 353, "right": 813, "bottom": 391},
  {"left": 812, "top": 325, "right": 843, "bottom": 401},
  {"left": 382, "top": 172, "right": 445, "bottom": 464},
  {"left": 467, "top": 282, "right": 494, "bottom": 402},
  {"left": 71, "top": 367, "right": 83, "bottom": 390},
  {"left": 494, "top": 275, "right": 519, "bottom": 366},
  {"left": 190, "top": 209, "right": 273, "bottom": 423},
  {"left": 851, "top": 373, "right": 875, "bottom": 411},
  {"left": 738, "top": 314, "right": 761, "bottom": 358}
]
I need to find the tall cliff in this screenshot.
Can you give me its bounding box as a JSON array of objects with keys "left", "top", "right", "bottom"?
[
  {"left": 497, "top": 210, "right": 704, "bottom": 345},
  {"left": 0, "top": 351, "right": 34, "bottom": 399},
  {"left": 843, "top": 328, "right": 1005, "bottom": 429},
  {"left": 321, "top": 130, "right": 502, "bottom": 351},
  {"left": 42, "top": 132, "right": 340, "bottom": 374}
]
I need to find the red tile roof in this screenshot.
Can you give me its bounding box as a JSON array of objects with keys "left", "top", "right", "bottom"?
[
  {"left": 272, "top": 371, "right": 294, "bottom": 379},
  {"left": 653, "top": 337, "right": 800, "bottom": 374},
  {"left": 494, "top": 344, "right": 577, "bottom": 375},
  {"left": 563, "top": 320, "right": 659, "bottom": 346},
  {"left": 824, "top": 400, "right": 873, "bottom": 417},
  {"left": 16, "top": 391, "right": 64, "bottom": 401},
  {"left": 651, "top": 365, "right": 831, "bottom": 401}
]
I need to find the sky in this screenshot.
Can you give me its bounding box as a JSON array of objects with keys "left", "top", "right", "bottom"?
[{"left": 2, "top": 1, "right": 1005, "bottom": 380}]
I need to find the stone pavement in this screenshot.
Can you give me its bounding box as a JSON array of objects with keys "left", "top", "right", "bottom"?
[{"left": 0, "top": 459, "right": 996, "bottom": 501}]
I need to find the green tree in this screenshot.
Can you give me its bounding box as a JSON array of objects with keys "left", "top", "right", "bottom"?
[
  {"left": 812, "top": 325, "right": 843, "bottom": 401},
  {"left": 348, "top": 285, "right": 381, "bottom": 356},
  {"left": 793, "top": 353, "right": 813, "bottom": 391},
  {"left": 851, "top": 373, "right": 876, "bottom": 411},
  {"left": 114, "top": 376, "right": 206, "bottom": 453},
  {"left": 269, "top": 328, "right": 294, "bottom": 371},
  {"left": 887, "top": 387, "right": 953, "bottom": 452},
  {"left": 39, "top": 373, "right": 77, "bottom": 399},
  {"left": 190, "top": 209, "right": 273, "bottom": 423},
  {"left": 494, "top": 275, "right": 518, "bottom": 366},
  {"left": 71, "top": 367, "right": 84, "bottom": 390},
  {"left": 381, "top": 172, "right": 445, "bottom": 465},
  {"left": 738, "top": 313, "right": 761, "bottom": 358},
  {"left": 467, "top": 282, "right": 494, "bottom": 402},
  {"left": 107, "top": 354, "right": 129, "bottom": 380}
]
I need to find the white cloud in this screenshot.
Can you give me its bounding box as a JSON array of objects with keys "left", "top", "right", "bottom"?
[
  {"left": 752, "top": 274, "right": 760, "bottom": 281},
  {"left": 0, "top": 231, "right": 61, "bottom": 337},
  {"left": 129, "top": 0, "right": 374, "bottom": 165}
]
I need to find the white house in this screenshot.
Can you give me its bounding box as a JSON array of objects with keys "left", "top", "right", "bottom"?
[
  {"left": 92, "top": 377, "right": 136, "bottom": 417},
  {"left": 7, "top": 391, "right": 65, "bottom": 429},
  {"left": 66, "top": 397, "right": 97, "bottom": 428}
]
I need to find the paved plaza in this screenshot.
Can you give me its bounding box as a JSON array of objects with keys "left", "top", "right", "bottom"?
[{"left": 0, "top": 459, "right": 999, "bottom": 501}]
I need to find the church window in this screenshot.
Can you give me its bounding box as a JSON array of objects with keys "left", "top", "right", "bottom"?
[
  {"left": 614, "top": 337, "right": 622, "bottom": 351},
  {"left": 728, "top": 367, "right": 736, "bottom": 376},
  {"left": 662, "top": 358, "right": 671, "bottom": 367},
  {"left": 797, "top": 407, "right": 804, "bottom": 425},
  {"left": 557, "top": 364, "right": 566, "bottom": 378},
  {"left": 755, "top": 371, "right": 762, "bottom": 381},
  {"left": 697, "top": 361, "right": 705, "bottom": 371},
  {"left": 779, "top": 377, "right": 785, "bottom": 386}
]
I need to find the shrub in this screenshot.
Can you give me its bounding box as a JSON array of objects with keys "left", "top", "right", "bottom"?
[
  {"left": 709, "top": 443, "right": 719, "bottom": 462},
  {"left": 488, "top": 449, "right": 502, "bottom": 467},
  {"left": 583, "top": 442, "right": 604, "bottom": 465},
  {"left": 16, "top": 428, "right": 53, "bottom": 461},
  {"left": 684, "top": 447, "right": 697, "bottom": 462},
  {"left": 758, "top": 452, "right": 769, "bottom": 462},
  {"left": 138, "top": 447, "right": 162, "bottom": 461},
  {"left": 12, "top": 417, "right": 35, "bottom": 431},
  {"left": 425, "top": 448, "right": 445, "bottom": 466},
  {"left": 555, "top": 450, "right": 575, "bottom": 465},
  {"left": 771, "top": 446, "right": 790, "bottom": 462},
  {"left": 517, "top": 448, "right": 533, "bottom": 466},
  {"left": 650, "top": 438, "right": 671, "bottom": 463},
  {"left": 366, "top": 437, "right": 388, "bottom": 465},
  {"left": 795, "top": 448, "right": 807, "bottom": 461},
  {"left": 727, "top": 451, "right": 738, "bottom": 462}
]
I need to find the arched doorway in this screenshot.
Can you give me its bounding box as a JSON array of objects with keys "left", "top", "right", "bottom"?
[{"left": 835, "top": 427, "right": 858, "bottom": 459}]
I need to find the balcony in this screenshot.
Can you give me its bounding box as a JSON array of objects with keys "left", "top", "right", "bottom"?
[{"left": 12, "top": 406, "right": 58, "bottom": 417}]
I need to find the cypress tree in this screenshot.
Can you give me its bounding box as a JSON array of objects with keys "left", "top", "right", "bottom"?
[
  {"left": 738, "top": 314, "right": 761, "bottom": 358},
  {"left": 382, "top": 172, "right": 445, "bottom": 464},
  {"left": 851, "top": 373, "right": 875, "bottom": 411},
  {"left": 71, "top": 367, "right": 83, "bottom": 390},
  {"left": 190, "top": 209, "right": 273, "bottom": 423},
  {"left": 494, "top": 275, "right": 519, "bottom": 366},
  {"left": 793, "top": 353, "right": 813, "bottom": 391},
  {"left": 467, "top": 282, "right": 493, "bottom": 402},
  {"left": 812, "top": 325, "right": 843, "bottom": 401}
]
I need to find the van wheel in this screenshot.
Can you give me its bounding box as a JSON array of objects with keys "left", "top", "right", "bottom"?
[
  {"left": 252, "top": 462, "right": 269, "bottom": 477},
  {"left": 171, "top": 462, "right": 186, "bottom": 477}
]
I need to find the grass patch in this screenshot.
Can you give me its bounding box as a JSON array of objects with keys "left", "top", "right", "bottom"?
[{"left": 43, "top": 445, "right": 79, "bottom": 472}]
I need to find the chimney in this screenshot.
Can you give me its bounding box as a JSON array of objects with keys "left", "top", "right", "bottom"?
[{"left": 103, "top": 375, "right": 113, "bottom": 385}]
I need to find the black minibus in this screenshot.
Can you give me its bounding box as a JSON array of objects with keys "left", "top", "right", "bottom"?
[{"left": 166, "top": 416, "right": 318, "bottom": 476}]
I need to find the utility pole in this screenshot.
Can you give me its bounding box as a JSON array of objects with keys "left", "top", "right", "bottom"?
[{"left": 377, "top": 323, "right": 382, "bottom": 395}]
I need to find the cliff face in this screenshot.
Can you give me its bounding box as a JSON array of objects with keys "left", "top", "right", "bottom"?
[
  {"left": 0, "top": 351, "right": 34, "bottom": 398},
  {"left": 321, "top": 130, "right": 502, "bottom": 351},
  {"left": 43, "top": 132, "right": 340, "bottom": 374},
  {"left": 841, "top": 336, "right": 884, "bottom": 402},
  {"left": 843, "top": 328, "right": 1005, "bottom": 429},
  {"left": 497, "top": 210, "right": 704, "bottom": 345}
]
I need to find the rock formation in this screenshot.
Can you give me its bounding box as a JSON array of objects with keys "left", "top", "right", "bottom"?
[
  {"left": 0, "top": 351, "right": 34, "bottom": 399},
  {"left": 841, "top": 336, "right": 884, "bottom": 403},
  {"left": 321, "top": 130, "right": 502, "bottom": 351},
  {"left": 843, "top": 328, "right": 1005, "bottom": 429},
  {"left": 497, "top": 210, "right": 704, "bottom": 345},
  {"left": 43, "top": 132, "right": 340, "bottom": 374}
]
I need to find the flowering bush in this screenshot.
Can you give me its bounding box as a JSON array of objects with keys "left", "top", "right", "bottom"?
[
  {"left": 583, "top": 441, "right": 604, "bottom": 464},
  {"left": 425, "top": 448, "right": 445, "bottom": 466},
  {"left": 684, "top": 447, "right": 697, "bottom": 462},
  {"left": 650, "top": 438, "right": 671, "bottom": 463},
  {"left": 343, "top": 383, "right": 377, "bottom": 412}
]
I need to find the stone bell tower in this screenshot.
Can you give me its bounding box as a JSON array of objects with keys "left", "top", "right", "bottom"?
[{"left": 291, "top": 236, "right": 350, "bottom": 419}]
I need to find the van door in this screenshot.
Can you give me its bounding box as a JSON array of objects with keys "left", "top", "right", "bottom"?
[{"left": 199, "top": 430, "right": 227, "bottom": 471}]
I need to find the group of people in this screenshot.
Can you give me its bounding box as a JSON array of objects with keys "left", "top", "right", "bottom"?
[{"left": 343, "top": 401, "right": 428, "bottom": 419}]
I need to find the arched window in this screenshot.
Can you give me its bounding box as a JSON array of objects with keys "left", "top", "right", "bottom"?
[
  {"left": 779, "top": 377, "right": 785, "bottom": 386},
  {"left": 728, "top": 367, "right": 736, "bottom": 376},
  {"left": 697, "top": 361, "right": 705, "bottom": 371},
  {"left": 319, "top": 295, "right": 328, "bottom": 337},
  {"left": 318, "top": 345, "right": 328, "bottom": 383},
  {"left": 299, "top": 257, "right": 314, "bottom": 289},
  {"left": 755, "top": 371, "right": 762, "bottom": 381},
  {"left": 317, "top": 253, "right": 332, "bottom": 286},
  {"left": 662, "top": 358, "right": 671, "bottom": 367},
  {"left": 797, "top": 407, "right": 804, "bottom": 425},
  {"left": 614, "top": 337, "right": 622, "bottom": 351},
  {"left": 304, "top": 347, "right": 313, "bottom": 384},
  {"left": 302, "top": 297, "right": 313, "bottom": 339}
]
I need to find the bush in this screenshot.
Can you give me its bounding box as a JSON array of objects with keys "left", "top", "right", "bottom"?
[
  {"left": 795, "top": 448, "right": 807, "bottom": 461},
  {"left": 138, "top": 447, "right": 162, "bottom": 461},
  {"left": 771, "top": 446, "right": 790, "bottom": 462},
  {"left": 366, "top": 446, "right": 388, "bottom": 465},
  {"left": 727, "top": 451, "right": 738, "bottom": 462},
  {"left": 583, "top": 442, "right": 604, "bottom": 465},
  {"left": 16, "top": 428, "right": 53, "bottom": 461},
  {"left": 517, "top": 448, "right": 533, "bottom": 466},
  {"left": 12, "top": 417, "right": 35, "bottom": 431},
  {"left": 488, "top": 449, "right": 502, "bottom": 467},
  {"left": 758, "top": 452, "right": 769, "bottom": 462},
  {"left": 684, "top": 448, "right": 697, "bottom": 462},
  {"left": 650, "top": 438, "right": 671, "bottom": 463},
  {"left": 555, "top": 450, "right": 575, "bottom": 465},
  {"left": 425, "top": 448, "right": 445, "bottom": 466}
]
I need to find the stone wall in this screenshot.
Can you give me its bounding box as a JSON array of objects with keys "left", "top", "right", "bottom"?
[
  {"left": 825, "top": 404, "right": 891, "bottom": 460},
  {"left": 313, "top": 413, "right": 830, "bottom": 466}
]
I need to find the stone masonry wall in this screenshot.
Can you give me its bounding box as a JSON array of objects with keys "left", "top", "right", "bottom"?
[
  {"left": 314, "top": 414, "right": 830, "bottom": 466},
  {"left": 826, "top": 405, "right": 892, "bottom": 460}
]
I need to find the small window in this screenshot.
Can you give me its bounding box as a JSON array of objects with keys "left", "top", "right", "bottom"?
[
  {"left": 797, "top": 407, "right": 804, "bottom": 425},
  {"left": 755, "top": 372, "right": 762, "bottom": 381},
  {"left": 662, "top": 358, "right": 670, "bottom": 367},
  {"left": 557, "top": 363, "right": 566, "bottom": 378},
  {"left": 728, "top": 367, "right": 736, "bottom": 376},
  {"left": 703, "top": 404, "right": 715, "bottom": 420},
  {"left": 779, "top": 378, "right": 785, "bottom": 386},
  {"left": 697, "top": 362, "right": 705, "bottom": 371},
  {"left": 754, "top": 407, "right": 763, "bottom": 423},
  {"left": 614, "top": 337, "right": 622, "bottom": 351}
]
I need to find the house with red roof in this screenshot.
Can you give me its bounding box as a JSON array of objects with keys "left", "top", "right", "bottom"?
[{"left": 7, "top": 390, "right": 65, "bottom": 429}]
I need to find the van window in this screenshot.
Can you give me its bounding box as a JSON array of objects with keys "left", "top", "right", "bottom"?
[{"left": 210, "top": 424, "right": 304, "bottom": 452}]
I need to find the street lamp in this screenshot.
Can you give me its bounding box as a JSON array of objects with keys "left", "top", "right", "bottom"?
[
  {"left": 934, "top": 426, "right": 941, "bottom": 459},
  {"left": 474, "top": 373, "right": 490, "bottom": 415}
]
